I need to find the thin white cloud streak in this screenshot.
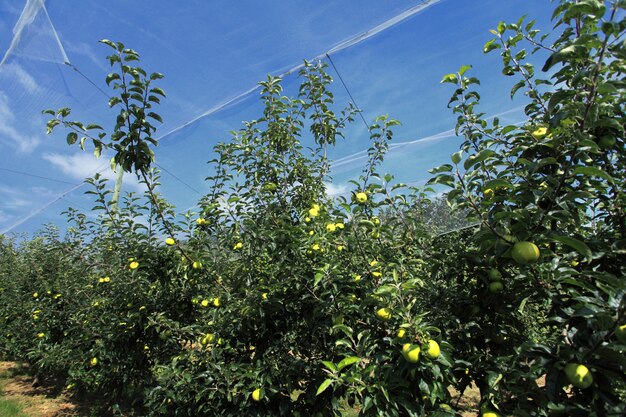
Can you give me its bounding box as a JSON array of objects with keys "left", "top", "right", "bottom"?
[
  {"left": 0, "top": 92, "right": 41, "bottom": 153},
  {"left": 0, "top": 181, "right": 86, "bottom": 235},
  {"left": 0, "top": 62, "right": 41, "bottom": 93},
  {"left": 0, "top": 185, "right": 32, "bottom": 210},
  {"left": 331, "top": 105, "right": 527, "bottom": 172}
]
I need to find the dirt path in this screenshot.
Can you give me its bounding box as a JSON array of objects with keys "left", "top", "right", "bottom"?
[
  {"left": 450, "top": 383, "right": 480, "bottom": 417},
  {"left": 0, "top": 362, "right": 78, "bottom": 417}
]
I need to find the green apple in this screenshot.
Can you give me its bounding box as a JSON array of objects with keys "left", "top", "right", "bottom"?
[
  {"left": 355, "top": 192, "right": 368, "bottom": 204},
  {"left": 511, "top": 241, "right": 540, "bottom": 265},
  {"left": 598, "top": 135, "right": 616, "bottom": 149},
  {"left": 488, "top": 268, "right": 502, "bottom": 281},
  {"left": 263, "top": 182, "right": 277, "bottom": 192},
  {"left": 564, "top": 363, "right": 593, "bottom": 389},
  {"left": 489, "top": 281, "right": 504, "bottom": 293}
]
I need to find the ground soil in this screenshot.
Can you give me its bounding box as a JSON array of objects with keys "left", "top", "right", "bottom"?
[
  {"left": 449, "top": 382, "right": 481, "bottom": 417},
  {"left": 0, "top": 362, "right": 79, "bottom": 417}
]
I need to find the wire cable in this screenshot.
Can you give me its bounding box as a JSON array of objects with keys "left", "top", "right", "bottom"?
[
  {"left": 65, "top": 62, "right": 115, "bottom": 101},
  {"left": 325, "top": 53, "right": 370, "bottom": 131},
  {"left": 0, "top": 167, "right": 76, "bottom": 185},
  {"left": 154, "top": 162, "right": 203, "bottom": 196}
]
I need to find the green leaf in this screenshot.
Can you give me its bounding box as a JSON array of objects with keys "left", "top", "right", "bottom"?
[
  {"left": 148, "top": 112, "right": 163, "bottom": 123},
  {"left": 335, "top": 339, "right": 352, "bottom": 348},
  {"left": 483, "top": 38, "right": 501, "bottom": 54},
  {"left": 337, "top": 356, "right": 360, "bottom": 371},
  {"left": 483, "top": 179, "right": 511, "bottom": 190},
  {"left": 313, "top": 271, "right": 324, "bottom": 286},
  {"left": 573, "top": 166, "right": 614, "bottom": 183},
  {"left": 46, "top": 119, "right": 60, "bottom": 134},
  {"left": 362, "top": 396, "right": 373, "bottom": 412},
  {"left": 105, "top": 73, "right": 121, "bottom": 86},
  {"left": 440, "top": 74, "right": 458, "bottom": 84},
  {"left": 316, "top": 379, "right": 333, "bottom": 396},
  {"left": 374, "top": 285, "right": 396, "bottom": 296},
  {"left": 518, "top": 296, "right": 530, "bottom": 314},
  {"left": 550, "top": 234, "right": 592, "bottom": 262},
  {"left": 331, "top": 324, "right": 353, "bottom": 338},
  {"left": 597, "top": 82, "right": 618, "bottom": 94},
  {"left": 429, "top": 164, "right": 453, "bottom": 174},
  {"left": 510, "top": 80, "right": 526, "bottom": 99},
  {"left": 320, "top": 361, "right": 337, "bottom": 372},
  {"left": 66, "top": 132, "right": 78, "bottom": 145},
  {"left": 458, "top": 65, "right": 472, "bottom": 76},
  {"left": 463, "top": 149, "right": 494, "bottom": 170},
  {"left": 542, "top": 45, "right": 586, "bottom": 72},
  {"left": 426, "top": 174, "right": 455, "bottom": 187},
  {"left": 151, "top": 87, "right": 166, "bottom": 97}
]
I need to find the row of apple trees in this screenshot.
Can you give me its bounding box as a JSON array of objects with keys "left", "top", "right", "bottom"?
[{"left": 0, "top": 1, "right": 624, "bottom": 416}]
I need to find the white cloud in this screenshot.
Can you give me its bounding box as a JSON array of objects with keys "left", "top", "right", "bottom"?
[
  {"left": 0, "top": 210, "right": 11, "bottom": 224},
  {"left": 43, "top": 152, "right": 145, "bottom": 191},
  {"left": 0, "top": 92, "right": 41, "bottom": 153},
  {"left": 324, "top": 181, "right": 350, "bottom": 197},
  {"left": 0, "top": 185, "right": 32, "bottom": 209},
  {"left": 0, "top": 62, "right": 40, "bottom": 93}
]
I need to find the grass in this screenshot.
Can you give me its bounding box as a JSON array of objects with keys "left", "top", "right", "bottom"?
[
  {"left": 0, "top": 365, "right": 29, "bottom": 417},
  {"left": 0, "top": 397, "right": 28, "bottom": 417}
]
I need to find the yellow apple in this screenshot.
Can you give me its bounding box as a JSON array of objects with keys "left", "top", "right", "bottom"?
[
  {"left": 376, "top": 307, "right": 392, "bottom": 321},
  {"left": 425, "top": 340, "right": 440, "bottom": 359},
  {"left": 532, "top": 127, "right": 547, "bottom": 140},
  {"left": 251, "top": 388, "right": 262, "bottom": 401},
  {"left": 402, "top": 343, "right": 420, "bottom": 363}
]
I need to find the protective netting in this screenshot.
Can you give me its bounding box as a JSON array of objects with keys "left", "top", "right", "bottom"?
[{"left": 0, "top": 0, "right": 554, "bottom": 235}]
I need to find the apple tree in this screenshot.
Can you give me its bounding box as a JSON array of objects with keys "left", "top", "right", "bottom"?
[{"left": 430, "top": 0, "right": 625, "bottom": 414}]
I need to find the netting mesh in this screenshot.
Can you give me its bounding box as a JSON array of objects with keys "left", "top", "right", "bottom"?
[{"left": 0, "top": 0, "right": 554, "bottom": 235}]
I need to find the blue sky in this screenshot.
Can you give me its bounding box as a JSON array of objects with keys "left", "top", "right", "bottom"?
[{"left": 0, "top": 0, "right": 555, "bottom": 236}]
